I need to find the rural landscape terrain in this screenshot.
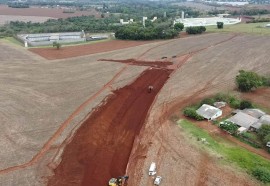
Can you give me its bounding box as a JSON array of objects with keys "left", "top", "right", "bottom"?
[
  {"left": 0, "top": 0, "right": 270, "bottom": 186},
  {"left": 0, "top": 32, "right": 269, "bottom": 185}
]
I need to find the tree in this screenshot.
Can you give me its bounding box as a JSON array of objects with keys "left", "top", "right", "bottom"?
[
  {"left": 239, "top": 100, "right": 253, "bottom": 109},
  {"left": 186, "top": 26, "right": 206, "bottom": 34},
  {"left": 258, "top": 124, "right": 270, "bottom": 142},
  {"left": 219, "top": 121, "right": 238, "bottom": 134},
  {"left": 174, "top": 23, "right": 184, "bottom": 31},
  {"left": 263, "top": 134, "right": 270, "bottom": 144},
  {"left": 217, "top": 22, "right": 224, "bottom": 29},
  {"left": 183, "top": 107, "right": 204, "bottom": 121},
  {"left": 52, "top": 41, "right": 61, "bottom": 49},
  {"left": 252, "top": 167, "right": 270, "bottom": 183},
  {"left": 236, "top": 70, "right": 263, "bottom": 92},
  {"left": 200, "top": 97, "right": 215, "bottom": 106}
]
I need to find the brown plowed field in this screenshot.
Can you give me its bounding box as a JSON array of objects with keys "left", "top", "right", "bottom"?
[
  {"left": 48, "top": 68, "right": 172, "bottom": 186},
  {"left": 0, "top": 5, "right": 99, "bottom": 19},
  {"left": 29, "top": 40, "right": 157, "bottom": 60}
]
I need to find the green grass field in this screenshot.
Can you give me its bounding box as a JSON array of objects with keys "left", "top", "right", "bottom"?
[
  {"left": 178, "top": 119, "right": 270, "bottom": 185},
  {"left": 206, "top": 23, "right": 270, "bottom": 35}
]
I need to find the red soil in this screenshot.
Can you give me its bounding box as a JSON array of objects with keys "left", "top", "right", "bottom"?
[
  {"left": 48, "top": 68, "right": 172, "bottom": 186},
  {"left": 99, "top": 58, "right": 173, "bottom": 67},
  {"left": 242, "top": 88, "right": 270, "bottom": 109},
  {"left": 29, "top": 40, "right": 156, "bottom": 60},
  {"left": 0, "top": 5, "right": 99, "bottom": 19}
]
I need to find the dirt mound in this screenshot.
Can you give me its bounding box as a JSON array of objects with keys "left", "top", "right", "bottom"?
[
  {"left": 99, "top": 58, "right": 173, "bottom": 67},
  {"left": 48, "top": 68, "right": 172, "bottom": 186}
]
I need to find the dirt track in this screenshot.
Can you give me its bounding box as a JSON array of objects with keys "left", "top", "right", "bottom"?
[{"left": 48, "top": 68, "right": 172, "bottom": 186}]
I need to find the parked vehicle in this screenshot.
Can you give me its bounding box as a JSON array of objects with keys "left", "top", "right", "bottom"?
[
  {"left": 154, "top": 176, "right": 162, "bottom": 185},
  {"left": 149, "top": 162, "right": 156, "bottom": 176}
]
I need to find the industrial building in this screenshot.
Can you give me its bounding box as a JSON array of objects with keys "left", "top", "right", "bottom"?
[
  {"left": 17, "top": 31, "right": 110, "bottom": 47},
  {"left": 174, "top": 12, "right": 241, "bottom": 27}
]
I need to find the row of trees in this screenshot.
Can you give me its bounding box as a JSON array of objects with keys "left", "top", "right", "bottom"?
[
  {"left": 115, "top": 22, "right": 183, "bottom": 40},
  {"left": 105, "top": 2, "right": 201, "bottom": 20},
  {"left": 246, "top": 18, "right": 270, "bottom": 23},
  {"left": 0, "top": 15, "right": 120, "bottom": 37}
]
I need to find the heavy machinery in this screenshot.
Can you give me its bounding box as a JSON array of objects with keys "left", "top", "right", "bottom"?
[
  {"left": 108, "top": 175, "right": 129, "bottom": 186},
  {"left": 148, "top": 85, "right": 154, "bottom": 93}
]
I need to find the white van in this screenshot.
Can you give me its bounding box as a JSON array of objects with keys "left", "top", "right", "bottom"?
[{"left": 149, "top": 162, "right": 156, "bottom": 176}]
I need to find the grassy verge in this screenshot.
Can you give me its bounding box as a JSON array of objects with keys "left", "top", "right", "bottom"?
[
  {"left": 178, "top": 119, "right": 270, "bottom": 184},
  {"left": 206, "top": 23, "right": 270, "bottom": 35},
  {"left": 2, "top": 37, "right": 23, "bottom": 46}
]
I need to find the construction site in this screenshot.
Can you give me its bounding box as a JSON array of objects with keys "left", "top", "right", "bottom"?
[{"left": 0, "top": 32, "right": 270, "bottom": 186}]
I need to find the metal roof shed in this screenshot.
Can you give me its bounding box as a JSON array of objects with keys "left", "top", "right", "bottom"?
[
  {"left": 196, "top": 104, "right": 222, "bottom": 120},
  {"left": 227, "top": 112, "right": 259, "bottom": 129},
  {"left": 251, "top": 115, "right": 270, "bottom": 130}
]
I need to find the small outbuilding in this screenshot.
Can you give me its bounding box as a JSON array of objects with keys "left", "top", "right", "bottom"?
[
  {"left": 213, "top": 101, "right": 226, "bottom": 109},
  {"left": 251, "top": 114, "right": 270, "bottom": 131},
  {"left": 196, "top": 104, "right": 222, "bottom": 120},
  {"left": 237, "top": 126, "right": 248, "bottom": 134},
  {"left": 242, "top": 108, "right": 266, "bottom": 119}
]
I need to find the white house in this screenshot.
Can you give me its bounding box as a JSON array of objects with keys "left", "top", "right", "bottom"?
[{"left": 196, "top": 104, "right": 222, "bottom": 120}]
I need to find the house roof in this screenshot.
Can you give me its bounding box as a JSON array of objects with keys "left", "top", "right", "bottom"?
[
  {"left": 242, "top": 108, "right": 266, "bottom": 119},
  {"left": 227, "top": 112, "right": 259, "bottom": 129},
  {"left": 196, "top": 104, "right": 221, "bottom": 119},
  {"left": 251, "top": 115, "right": 270, "bottom": 129},
  {"left": 213, "top": 101, "right": 226, "bottom": 108}
]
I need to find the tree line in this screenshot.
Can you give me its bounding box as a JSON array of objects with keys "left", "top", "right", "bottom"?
[{"left": 115, "top": 23, "right": 181, "bottom": 40}]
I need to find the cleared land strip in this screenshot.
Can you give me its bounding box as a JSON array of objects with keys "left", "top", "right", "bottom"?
[
  {"left": 0, "top": 65, "right": 128, "bottom": 175},
  {"left": 48, "top": 68, "right": 173, "bottom": 186}
]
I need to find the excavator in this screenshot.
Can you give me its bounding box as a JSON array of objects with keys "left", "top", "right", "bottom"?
[{"left": 108, "top": 175, "right": 129, "bottom": 186}]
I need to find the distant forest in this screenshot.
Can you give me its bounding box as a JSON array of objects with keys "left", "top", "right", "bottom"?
[
  {"left": 1, "top": 1, "right": 270, "bottom": 39},
  {"left": 0, "top": 2, "right": 199, "bottom": 39}
]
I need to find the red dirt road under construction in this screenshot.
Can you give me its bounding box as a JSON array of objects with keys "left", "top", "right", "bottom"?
[{"left": 48, "top": 68, "right": 172, "bottom": 186}]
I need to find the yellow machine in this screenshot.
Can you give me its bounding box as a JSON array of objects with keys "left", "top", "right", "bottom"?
[{"left": 108, "top": 176, "right": 129, "bottom": 186}]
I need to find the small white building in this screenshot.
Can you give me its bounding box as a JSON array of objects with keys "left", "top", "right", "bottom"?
[
  {"left": 214, "top": 101, "right": 226, "bottom": 109},
  {"left": 196, "top": 104, "right": 222, "bottom": 120},
  {"left": 237, "top": 126, "right": 248, "bottom": 134}
]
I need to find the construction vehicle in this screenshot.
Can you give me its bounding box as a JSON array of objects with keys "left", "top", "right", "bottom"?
[
  {"left": 108, "top": 175, "right": 129, "bottom": 186},
  {"left": 149, "top": 162, "right": 157, "bottom": 175},
  {"left": 148, "top": 86, "right": 154, "bottom": 93}
]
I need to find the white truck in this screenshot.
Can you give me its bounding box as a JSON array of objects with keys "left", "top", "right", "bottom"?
[{"left": 149, "top": 162, "right": 156, "bottom": 176}]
